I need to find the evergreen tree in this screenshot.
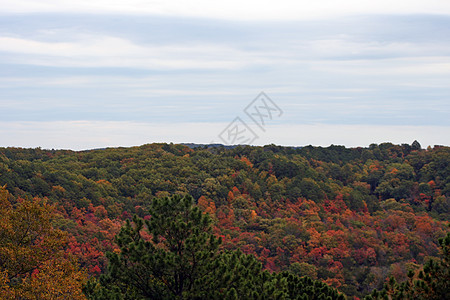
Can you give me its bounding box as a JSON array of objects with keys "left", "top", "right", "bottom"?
[
  {"left": 411, "top": 140, "right": 422, "bottom": 151},
  {"left": 85, "top": 194, "right": 221, "bottom": 299}
]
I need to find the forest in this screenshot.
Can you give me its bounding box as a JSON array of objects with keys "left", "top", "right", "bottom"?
[{"left": 0, "top": 141, "right": 449, "bottom": 299}]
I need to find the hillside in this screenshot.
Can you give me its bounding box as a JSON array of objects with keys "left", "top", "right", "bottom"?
[{"left": 0, "top": 142, "right": 448, "bottom": 298}]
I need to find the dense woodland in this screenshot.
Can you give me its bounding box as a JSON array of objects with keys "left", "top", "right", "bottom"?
[{"left": 0, "top": 141, "right": 449, "bottom": 299}]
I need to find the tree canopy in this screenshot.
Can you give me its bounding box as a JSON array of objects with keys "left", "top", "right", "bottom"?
[
  {"left": 0, "top": 142, "right": 448, "bottom": 298},
  {"left": 84, "top": 194, "right": 345, "bottom": 300},
  {"left": 365, "top": 226, "right": 450, "bottom": 300}
]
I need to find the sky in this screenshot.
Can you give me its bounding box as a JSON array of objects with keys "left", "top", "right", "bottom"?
[{"left": 0, "top": 0, "right": 449, "bottom": 150}]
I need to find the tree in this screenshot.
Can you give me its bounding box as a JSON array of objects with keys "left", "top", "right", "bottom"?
[
  {"left": 85, "top": 194, "right": 222, "bottom": 299},
  {"left": 0, "top": 185, "right": 87, "bottom": 299},
  {"left": 411, "top": 140, "right": 422, "bottom": 151}
]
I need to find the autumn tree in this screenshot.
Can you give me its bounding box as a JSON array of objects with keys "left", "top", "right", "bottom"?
[{"left": 0, "top": 185, "right": 87, "bottom": 299}]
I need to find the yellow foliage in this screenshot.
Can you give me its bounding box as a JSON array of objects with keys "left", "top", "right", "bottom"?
[
  {"left": 0, "top": 186, "right": 88, "bottom": 299},
  {"left": 20, "top": 257, "right": 88, "bottom": 299}
]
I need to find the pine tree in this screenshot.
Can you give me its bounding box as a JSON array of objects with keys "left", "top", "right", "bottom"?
[{"left": 84, "top": 194, "right": 222, "bottom": 299}]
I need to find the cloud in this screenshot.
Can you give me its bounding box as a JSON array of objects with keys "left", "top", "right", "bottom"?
[
  {"left": 0, "top": 35, "right": 260, "bottom": 70},
  {"left": 2, "top": 28, "right": 450, "bottom": 73},
  {"left": 1, "top": 0, "right": 450, "bottom": 20},
  {"left": 303, "top": 38, "right": 450, "bottom": 60},
  {"left": 311, "top": 56, "right": 450, "bottom": 76},
  {"left": 0, "top": 12, "right": 449, "bottom": 147}
]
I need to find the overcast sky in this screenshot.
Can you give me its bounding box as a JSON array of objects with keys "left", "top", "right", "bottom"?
[{"left": 1, "top": 0, "right": 449, "bottom": 150}]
